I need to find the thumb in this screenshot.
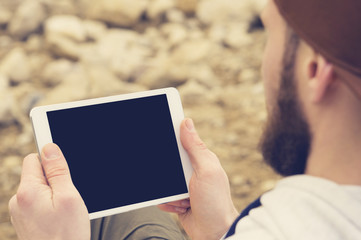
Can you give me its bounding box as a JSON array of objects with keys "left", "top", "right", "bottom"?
[
  {"left": 41, "top": 143, "right": 73, "bottom": 191},
  {"left": 180, "top": 118, "right": 218, "bottom": 172}
]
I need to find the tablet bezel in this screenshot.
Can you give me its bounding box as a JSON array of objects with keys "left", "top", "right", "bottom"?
[{"left": 30, "top": 87, "right": 192, "bottom": 219}]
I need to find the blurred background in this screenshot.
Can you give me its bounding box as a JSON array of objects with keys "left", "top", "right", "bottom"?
[{"left": 0, "top": 0, "right": 280, "bottom": 239}]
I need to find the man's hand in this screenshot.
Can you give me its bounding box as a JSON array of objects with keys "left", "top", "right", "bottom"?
[
  {"left": 158, "top": 119, "right": 239, "bottom": 240},
  {"left": 9, "top": 143, "right": 90, "bottom": 240}
]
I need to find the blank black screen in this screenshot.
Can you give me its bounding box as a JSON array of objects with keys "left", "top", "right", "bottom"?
[{"left": 47, "top": 94, "right": 188, "bottom": 214}]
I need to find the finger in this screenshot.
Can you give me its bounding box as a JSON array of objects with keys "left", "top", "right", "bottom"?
[
  {"left": 8, "top": 195, "right": 18, "bottom": 219},
  {"left": 163, "top": 199, "right": 190, "bottom": 208},
  {"left": 40, "top": 143, "right": 74, "bottom": 192},
  {"left": 180, "top": 118, "right": 218, "bottom": 172},
  {"left": 158, "top": 203, "right": 188, "bottom": 214},
  {"left": 19, "top": 153, "right": 47, "bottom": 185},
  {"left": 14, "top": 154, "right": 48, "bottom": 208}
]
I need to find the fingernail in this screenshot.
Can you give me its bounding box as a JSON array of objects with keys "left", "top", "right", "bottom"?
[
  {"left": 181, "top": 199, "right": 190, "bottom": 207},
  {"left": 43, "top": 144, "right": 61, "bottom": 160},
  {"left": 185, "top": 119, "right": 194, "bottom": 132},
  {"left": 175, "top": 207, "right": 187, "bottom": 214}
]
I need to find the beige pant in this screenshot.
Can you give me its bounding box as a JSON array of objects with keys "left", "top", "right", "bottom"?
[{"left": 91, "top": 206, "right": 186, "bottom": 240}]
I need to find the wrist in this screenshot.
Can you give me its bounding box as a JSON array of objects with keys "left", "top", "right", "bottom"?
[{"left": 216, "top": 207, "right": 239, "bottom": 240}]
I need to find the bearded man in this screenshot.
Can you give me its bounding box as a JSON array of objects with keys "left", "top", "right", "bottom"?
[{"left": 9, "top": 0, "right": 361, "bottom": 239}]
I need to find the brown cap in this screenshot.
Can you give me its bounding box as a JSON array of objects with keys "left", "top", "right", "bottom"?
[{"left": 274, "top": 0, "right": 361, "bottom": 77}]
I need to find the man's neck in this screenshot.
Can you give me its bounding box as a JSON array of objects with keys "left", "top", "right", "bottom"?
[{"left": 305, "top": 107, "right": 361, "bottom": 185}]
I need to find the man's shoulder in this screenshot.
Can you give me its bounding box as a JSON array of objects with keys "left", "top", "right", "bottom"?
[{"left": 226, "top": 175, "right": 361, "bottom": 240}]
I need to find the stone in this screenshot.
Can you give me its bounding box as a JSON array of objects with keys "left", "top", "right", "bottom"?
[
  {"left": 176, "top": 0, "right": 198, "bottom": 14},
  {"left": 162, "top": 63, "right": 189, "bottom": 86},
  {"left": 110, "top": 52, "right": 149, "bottom": 81},
  {"left": 0, "top": 36, "right": 12, "bottom": 55},
  {"left": 8, "top": 0, "right": 47, "bottom": 39},
  {"left": 0, "top": 222, "right": 17, "bottom": 240},
  {"left": 25, "top": 34, "right": 44, "bottom": 52},
  {"left": 41, "top": 0, "right": 76, "bottom": 16},
  {"left": 187, "top": 63, "right": 219, "bottom": 88},
  {"left": 0, "top": 8, "right": 12, "bottom": 27},
  {"left": 187, "top": 27, "right": 204, "bottom": 40},
  {"left": 1, "top": 155, "right": 22, "bottom": 191},
  {"left": 82, "top": 0, "right": 148, "bottom": 27},
  {"left": 136, "top": 52, "right": 196, "bottom": 89},
  {"left": 231, "top": 175, "right": 246, "bottom": 186},
  {"left": 28, "top": 52, "right": 52, "bottom": 80},
  {"left": 41, "top": 59, "right": 76, "bottom": 86},
  {"left": 44, "top": 15, "right": 87, "bottom": 59},
  {"left": 95, "top": 29, "right": 141, "bottom": 60},
  {"left": 78, "top": 42, "right": 102, "bottom": 65},
  {"left": 252, "top": 0, "right": 268, "bottom": 13},
  {"left": 83, "top": 20, "right": 107, "bottom": 41},
  {"left": 94, "top": 29, "right": 152, "bottom": 81},
  {"left": 261, "top": 179, "right": 277, "bottom": 191},
  {"left": 224, "top": 23, "right": 252, "bottom": 48},
  {"left": 218, "top": 85, "right": 247, "bottom": 109},
  {"left": 208, "top": 24, "right": 227, "bottom": 43},
  {"left": 197, "top": 0, "right": 259, "bottom": 25},
  {"left": 144, "top": 28, "right": 168, "bottom": 52},
  {"left": 45, "top": 34, "right": 81, "bottom": 60},
  {"left": 11, "top": 83, "right": 43, "bottom": 116},
  {"left": 0, "top": 47, "right": 31, "bottom": 84},
  {"left": 17, "top": 127, "right": 35, "bottom": 151},
  {"left": 45, "top": 15, "right": 87, "bottom": 42},
  {"left": 178, "top": 79, "right": 211, "bottom": 105},
  {"left": 161, "top": 23, "right": 187, "bottom": 47},
  {"left": 84, "top": 65, "right": 147, "bottom": 97},
  {"left": 38, "top": 65, "right": 89, "bottom": 105},
  {"left": 239, "top": 68, "right": 258, "bottom": 83},
  {"left": 0, "top": 90, "right": 15, "bottom": 125},
  {"left": 147, "top": 0, "right": 175, "bottom": 20},
  {"left": 138, "top": 40, "right": 218, "bottom": 89},
  {"left": 135, "top": 56, "right": 169, "bottom": 89},
  {"left": 166, "top": 9, "right": 185, "bottom": 23},
  {"left": 3, "top": 156, "right": 22, "bottom": 169},
  {"left": 0, "top": 74, "right": 9, "bottom": 92},
  {"left": 171, "top": 39, "right": 215, "bottom": 63}
]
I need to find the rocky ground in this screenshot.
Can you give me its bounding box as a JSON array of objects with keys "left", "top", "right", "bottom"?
[{"left": 0, "top": 0, "right": 280, "bottom": 239}]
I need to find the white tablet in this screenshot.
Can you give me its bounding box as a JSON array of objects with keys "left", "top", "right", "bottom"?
[{"left": 30, "top": 87, "right": 192, "bottom": 219}]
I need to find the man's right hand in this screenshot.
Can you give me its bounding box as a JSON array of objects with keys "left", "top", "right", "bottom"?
[
  {"left": 8, "top": 143, "right": 90, "bottom": 240},
  {"left": 159, "top": 118, "right": 239, "bottom": 240}
]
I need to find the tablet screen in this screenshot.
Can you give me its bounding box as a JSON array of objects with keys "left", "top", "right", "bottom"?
[{"left": 46, "top": 94, "right": 188, "bottom": 214}]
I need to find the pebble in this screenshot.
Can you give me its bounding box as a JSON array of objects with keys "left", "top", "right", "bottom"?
[
  {"left": 161, "top": 23, "right": 188, "bottom": 47},
  {"left": 45, "top": 15, "right": 87, "bottom": 42},
  {"left": 41, "top": 59, "right": 76, "bottom": 86},
  {"left": 166, "top": 9, "right": 186, "bottom": 23},
  {"left": 176, "top": 0, "right": 198, "bottom": 14},
  {"left": 83, "top": 0, "right": 148, "bottom": 27},
  {"left": 3, "top": 156, "right": 22, "bottom": 169},
  {"left": 0, "top": 74, "right": 9, "bottom": 92},
  {"left": 0, "top": 90, "right": 15, "bottom": 125},
  {"left": 178, "top": 80, "right": 208, "bottom": 105},
  {"left": 83, "top": 20, "right": 107, "bottom": 41},
  {"left": 8, "top": 0, "right": 47, "bottom": 39},
  {"left": 0, "top": 8, "right": 12, "bottom": 27},
  {"left": 147, "top": 0, "right": 175, "bottom": 20},
  {"left": 0, "top": 47, "right": 31, "bottom": 84},
  {"left": 171, "top": 39, "right": 213, "bottom": 63}
]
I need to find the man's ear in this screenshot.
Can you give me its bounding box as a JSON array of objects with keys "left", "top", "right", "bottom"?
[{"left": 308, "top": 56, "right": 335, "bottom": 103}]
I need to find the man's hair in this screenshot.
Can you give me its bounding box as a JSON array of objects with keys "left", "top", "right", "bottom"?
[{"left": 282, "top": 27, "right": 300, "bottom": 73}]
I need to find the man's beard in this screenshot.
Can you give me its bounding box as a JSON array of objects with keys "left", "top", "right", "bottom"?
[{"left": 259, "top": 32, "right": 311, "bottom": 176}]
